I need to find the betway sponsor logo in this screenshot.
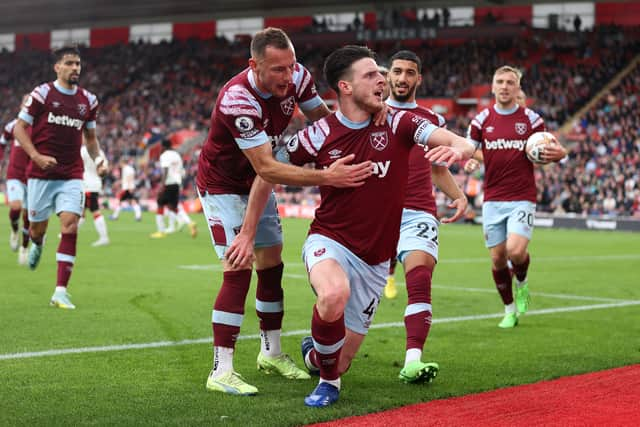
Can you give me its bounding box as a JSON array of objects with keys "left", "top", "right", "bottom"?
[
  {"left": 586, "top": 219, "right": 617, "bottom": 230},
  {"left": 372, "top": 160, "right": 390, "bottom": 178},
  {"left": 534, "top": 217, "right": 554, "bottom": 227},
  {"left": 484, "top": 138, "right": 526, "bottom": 150},
  {"left": 47, "top": 112, "right": 83, "bottom": 130}
]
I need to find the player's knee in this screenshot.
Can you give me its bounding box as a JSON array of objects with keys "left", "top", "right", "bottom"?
[
  {"left": 61, "top": 223, "right": 79, "bottom": 234},
  {"left": 30, "top": 229, "right": 44, "bottom": 240},
  {"left": 316, "top": 285, "right": 349, "bottom": 320},
  {"left": 59, "top": 217, "right": 79, "bottom": 234},
  {"left": 490, "top": 253, "right": 508, "bottom": 269},
  {"left": 510, "top": 252, "right": 528, "bottom": 265},
  {"left": 29, "top": 223, "right": 46, "bottom": 240},
  {"left": 506, "top": 246, "right": 527, "bottom": 263}
]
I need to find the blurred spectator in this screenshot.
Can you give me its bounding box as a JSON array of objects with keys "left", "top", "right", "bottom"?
[{"left": 442, "top": 8, "right": 451, "bottom": 28}]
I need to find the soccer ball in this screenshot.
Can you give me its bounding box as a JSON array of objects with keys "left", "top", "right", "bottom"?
[{"left": 525, "top": 131, "right": 557, "bottom": 164}]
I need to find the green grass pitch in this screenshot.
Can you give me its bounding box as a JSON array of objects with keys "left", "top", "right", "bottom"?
[{"left": 1, "top": 206, "right": 639, "bottom": 426}]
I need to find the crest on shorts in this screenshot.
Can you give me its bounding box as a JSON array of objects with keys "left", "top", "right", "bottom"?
[
  {"left": 515, "top": 122, "right": 527, "bottom": 135},
  {"left": 313, "top": 248, "right": 326, "bottom": 257},
  {"left": 369, "top": 131, "right": 388, "bottom": 151},
  {"left": 280, "top": 96, "right": 295, "bottom": 116},
  {"left": 77, "top": 104, "right": 87, "bottom": 115}
]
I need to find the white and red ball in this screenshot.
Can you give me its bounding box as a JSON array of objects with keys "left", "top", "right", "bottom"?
[{"left": 525, "top": 131, "right": 557, "bottom": 164}]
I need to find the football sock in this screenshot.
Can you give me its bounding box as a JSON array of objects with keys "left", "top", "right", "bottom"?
[
  {"left": 311, "top": 305, "right": 344, "bottom": 381},
  {"left": 405, "top": 348, "right": 422, "bottom": 366},
  {"left": 513, "top": 254, "right": 530, "bottom": 284},
  {"left": 178, "top": 209, "right": 192, "bottom": 226},
  {"left": 167, "top": 209, "right": 177, "bottom": 230},
  {"left": 260, "top": 330, "right": 281, "bottom": 358},
  {"left": 9, "top": 208, "right": 20, "bottom": 232},
  {"left": 133, "top": 204, "right": 142, "bottom": 220},
  {"left": 389, "top": 257, "right": 397, "bottom": 276},
  {"left": 155, "top": 214, "right": 165, "bottom": 232},
  {"left": 256, "top": 264, "right": 284, "bottom": 357},
  {"left": 256, "top": 263, "right": 284, "bottom": 324},
  {"left": 404, "top": 266, "right": 433, "bottom": 356},
  {"left": 94, "top": 214, "right": 108, "bottom": 239},
  {"left": 319, "top": 377, "right": 341, "bottom": 390},
  {"left": 305, "top": 346, "right": 321, "bottom": 370},
  {"left": 212, "top": 346, "right": 234, "bottom": 377},
  {"left": 21, "top": 210, "right": 30, "bottom": 248},
  {"left": 493, "top": 266, "right": 514, "bottom": 305},
  {"left": 212, "top": 269, "right": 252, "bottom": 348},
  {"left": 56, "top": 233, "right": 77, "bottom": 288}
]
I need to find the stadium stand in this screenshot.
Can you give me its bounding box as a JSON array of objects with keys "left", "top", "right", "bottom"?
[
  {"left": 535, "top": 59, "right": 640, "bottom": 217},
  {"left": 0, "top": 17, "right": 638, "bottom": 219}
]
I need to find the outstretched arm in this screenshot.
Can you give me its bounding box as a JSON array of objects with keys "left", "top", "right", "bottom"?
[
  {"left": 423, "top": 128, "right": 475, "bottom": 167},
  {"left": 302, "top": 103, "right": 331, "bottom": 122},
  {"left": 244, "top": 143, "right": 372, "bottom": 187}
]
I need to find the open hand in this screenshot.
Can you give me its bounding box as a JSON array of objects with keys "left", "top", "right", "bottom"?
[
  {"left": 225, "top": 232, "right": 255, "bottom": 269},
  {"left": 325, "top": 154, "right": 372, "bottom": 187},
  {"left": 425, "top": 146, "right": 463, "bottom": 168},
  {"left": 440, "top": 196, "right": 468, "bottom": 224}
]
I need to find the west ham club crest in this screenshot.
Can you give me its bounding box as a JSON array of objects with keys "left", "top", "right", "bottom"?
[
  {"left": 369, "top": 131, "right": 389, "bottom": 151},
  {"left": 280, "top": 96, "right": 295, "bottom": 116},
  {"left": 515, "top": 122, "right": 527, "bottom": 135}
]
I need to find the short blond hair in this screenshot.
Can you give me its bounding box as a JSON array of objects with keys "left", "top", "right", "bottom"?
[{"left": 494, "top": 65, "right": 522, "bottom": 85}]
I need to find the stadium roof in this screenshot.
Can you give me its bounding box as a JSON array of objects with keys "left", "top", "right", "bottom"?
[{"left": 0, "top": 0, "right": 606, "bottom": 34}]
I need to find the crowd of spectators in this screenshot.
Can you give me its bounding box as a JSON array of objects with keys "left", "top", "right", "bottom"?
[
  {"left": 0, "top": 25, "right": 638, "bottom": 218},
  {"left": 308, "top": 8, "right": 453, "bottom": 33},
  {"left": 534, "top": 63, "right": 640, "bottom": 217}
]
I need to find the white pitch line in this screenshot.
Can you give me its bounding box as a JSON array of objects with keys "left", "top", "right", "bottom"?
[
  {"left": 428, "top": 284, "right": 625, "bottom": 302},
  {"left": 376, "top": 300, "right": 640, "bottom": 327},
  {"left": 178, "top": 263, "right": 305, "bottom": 271},
  {"left": 177, "top": 253, "right": 640, "bottom": 272},
  {"left": 175, "top": 264, "right": 626, "bottom": 302},
  {"left": 438, "top": 254, "right": 640, "bottom": 264},
  {"left": 287, "top": 280, "right": 625, "bottom": 303},
  {"left": 1, "top": 300, "right": 639, "bottom": 362}
]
